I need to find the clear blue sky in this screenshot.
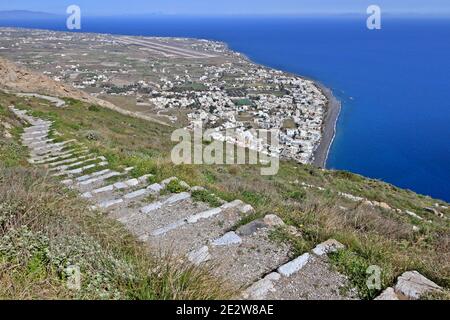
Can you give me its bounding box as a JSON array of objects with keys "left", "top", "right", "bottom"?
[{"left": 1, "top": 0, "right": 449, "bottom": 16}]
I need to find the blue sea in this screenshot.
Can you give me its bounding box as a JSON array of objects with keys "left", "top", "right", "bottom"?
[{"left": 1, "top": 15, "right": 449, "bottom": 201}]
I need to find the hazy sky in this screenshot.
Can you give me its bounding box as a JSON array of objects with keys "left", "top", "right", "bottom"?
[{"left": 1, "top": 0, "right": 450, "bottom": 16}]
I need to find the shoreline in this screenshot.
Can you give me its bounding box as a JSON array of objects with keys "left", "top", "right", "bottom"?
[
  {"left": 228, "top": 46, "right": 341, "bottom": 168},
  {"left": 312, "top": 83, "right": 341, "bottom": 168}
]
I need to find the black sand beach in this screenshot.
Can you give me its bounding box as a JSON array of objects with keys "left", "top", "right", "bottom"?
[{"left": 312, "top": 84, "right": 341, "bottom": 168}]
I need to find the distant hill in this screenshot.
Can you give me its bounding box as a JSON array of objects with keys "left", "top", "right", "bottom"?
[{"left": 0, "top": 10, "right": 62, "bottom": 20}]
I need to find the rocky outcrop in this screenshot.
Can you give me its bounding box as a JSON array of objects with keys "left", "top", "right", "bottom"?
[{"left": 375, "top": 271, "right": 442, "bottom": 300}]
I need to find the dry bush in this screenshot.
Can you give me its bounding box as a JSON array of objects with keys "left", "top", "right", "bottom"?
[{"left": 0, "top": 166, "right": 231, "bottom": 300}]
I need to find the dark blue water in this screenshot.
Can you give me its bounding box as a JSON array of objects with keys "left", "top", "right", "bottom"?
[{"left": 1, "top": 15, "right": 449, "bottom": 201}]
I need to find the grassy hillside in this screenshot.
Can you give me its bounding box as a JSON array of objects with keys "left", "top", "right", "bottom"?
[
  {"left": 1, "top": 91, "right": 449, "bottom": 299},
  {"left": 0, "top": 101, "right": 232, "bottom": 299}
]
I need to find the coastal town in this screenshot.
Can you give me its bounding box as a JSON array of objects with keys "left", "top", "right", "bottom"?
[{"left": 0, "top": 27, "right": 329, "bottom": 164}]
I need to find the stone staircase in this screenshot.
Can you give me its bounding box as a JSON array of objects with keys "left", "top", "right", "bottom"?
[{"left": 11, "top": 105, "right": 440, "bottom": 300}]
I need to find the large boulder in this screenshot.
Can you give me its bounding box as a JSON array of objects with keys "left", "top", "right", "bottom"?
[
  {"left": 375, "top": 287, "right": 399, "bottom": 300},
  {"left": 394, "top": 271, "right": 442, "bottom": 299}
]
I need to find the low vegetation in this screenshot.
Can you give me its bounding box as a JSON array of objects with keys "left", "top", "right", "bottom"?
[
  {"left": 1, "top": 92, "right": 449, "bottom": 299},
  {"left": 0, "top": 102, "right": 232, "bottom": 299}
]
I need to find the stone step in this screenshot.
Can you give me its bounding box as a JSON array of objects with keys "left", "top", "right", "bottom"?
[
  {"left": 111, "top": 193, "right": 204, "bottom": 238},
  {"left": 24, "top": 138, "right": 55, "bottom": 148},
  {"left": 46, "top": 153, "right": 95, "bottom": 168},
  {"left": 23, "top": 125, "right": 51, "bottom": 133},
  {"left": 73, "top": 167, "right": 136, "bottom": 193},
  {"left": 149, "top": 200, "right": 252, "bottom": 238},
  {"left": 186, "top": 214, "right": 291, "bottom": 289},
  {"left": 22, "top": 133, "right": 48, "bottom": 142},
  {"left": 81, "top": 174, "right": 153, "bottom": 199},
  {"left": 31, "top": 140, "right": 76, "bottom": 153},
  {"left": 22, "top": 130, "right": 49, "bottom": 138},
  {"left": 242, "top": 239, "right": 355, "bottom": 300},
  {"left": 94, "top": 182, "right": 164, "bottom": 210},
  {"left": 30, "top": 148, "right": 89, "bottom": 164},
  {"left": 62, "top": 168, "right": 120, "bottom": 186},
  {"left": 75, "top": 171, "right": 123, "bottom": 191},
  {"left": 31, "top": 142, "right": 77, "bottom": 157},
  {"left": 49, "top": 156, "right": 106, "bottom": 172},
  {"left": 23, "top": 122, "right": 51, "bottom": 128},
  {"left": 52, "top": 161, "right": 108, "bottom": 177},
  {"left": 142, "top": 200, "right": 253, "bottom": 259}
]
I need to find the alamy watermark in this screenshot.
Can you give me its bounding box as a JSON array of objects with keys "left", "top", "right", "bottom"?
[
  {"left": 366, "top": 265, "right": 382, "bottom": 290},
  {"left": 367, "top": 5, "right": 382, "bottom": 30},
  {"left": 65, "top": 265, "right": 81, "bottom": 291},
  {"left": 66, "top": 5, "right": 81, "bottom": 30},
  {"left": 64, "top": 4, "right": 381, "bottom": 32}
]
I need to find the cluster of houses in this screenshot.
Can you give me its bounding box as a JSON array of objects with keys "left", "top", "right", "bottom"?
[{"left": 0, "top": 28, "right": 328, "bottom": 164}]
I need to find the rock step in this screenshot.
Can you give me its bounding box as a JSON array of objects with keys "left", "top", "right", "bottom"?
[
  {"left": 22, "top": 134, "right": 50, "bottom": 142},
  {"left": 242, "top": 239, "right": 355, "bottom": 300},
  {"left": 21, "top": 130, "right": 49, "bottom": 138},
  {"left": 187, "top": 215, "right": 292, "bottom": 289},
  {"left": 24, "top": 138, "right": 55, "bottom": 148},
  {"left": 111, "top": 193, "right": 208, "bottom": 241},
  {"left": 49, "top": 156, "right": 106, "bottom": 172},
  {"left": 30, "top": 147, "right": 89, "bottom": 164},
  {"left": 144, "top": 200, "right": 254, "bottom": 260},
  {"left": 62, "top": 167, "right": 131, "bottom": 187},
  {"left": 22, "top": 129, "right": 51, "bottom": 137},
  {"left": 70, "top": 167, "right": 135, "bottom": 192},
  {"left": 29, "top": 139, "right": 76, "bottom": 153},
  {"left": 22, "top": 125, "right": 51, "bottom": 132},
  {"left": 148, "top": 199, "right": 247, "bottom": 238},
  {"left": 375, "top": 271, "right": 442, "bottom": 300},
  {"left": 23, "top": 124, "right": 51, "bottom": 132},
  {"left": 31, "top": 147, "right": 71, "bottom": 158},
  {"left": 52, "top": 161, "right": 109, "bottom": 177},
  {"left": 81, "top": 174, "right": 153, "bottom": 200},
  {"left": 46, "top": 153, "right": 96, "bottom": 168},
  {"left": 93, "top": 182, "right": 164, "bottom": 210}
]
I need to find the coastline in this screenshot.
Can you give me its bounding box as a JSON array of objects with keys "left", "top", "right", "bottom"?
[
  {"left": 312, "top": 83, "right": 341, "bottom": 168},
  {"left": 229, "top": 46, "right": 341, "bottom": 168}
]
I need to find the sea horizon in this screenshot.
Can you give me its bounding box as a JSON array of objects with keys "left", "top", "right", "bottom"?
[{"left": 1, "top": 14, "right": 449, "bottom": 201}]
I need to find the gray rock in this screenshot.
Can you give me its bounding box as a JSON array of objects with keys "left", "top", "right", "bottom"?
[
  {"left": 394, "top": 271, "right": 442, "bottom": 300},
  {"left": 190, "top": 186, "right": 206, "bottom": 192},
  {"left": 188, "top": 246, "right": 211, "bottom": 265},
  {"left": 312, "top": 239, "right": 345, "bottom": 256},
  {"left": 179, "top": 180, "right": 191, "bottom": 190},
  {"left": 242, "top": 273, "right": 280, "bottom": 300},
  {"left": 239, "top": 204, "right": 255, "bottom": 214},
  {"left": 187, "top": 207, "right": 222, "bottom": 224},
  {"left": 114, "top": 182, "right": 129, "bottom": 189},
  {"left": 424, "top": 207, "right": 444, "bottom": 218},
  {"left": 263, "top": 214, "right": 285, "bottom": 227},
  {"left": 124, "top": 188, "right": 148, "bottom": 199},
  {"left": 212, "top": 231, "right": 242, "bottom": 246},
  {"left": 98, "top": 198, "right": 124, "bottom": 209},
  {"left": 277, "top": 253, "right": 310, "bottom": 277},
  {"left": 161, "top": 177, "right": 177, "bottom": 186},
  {"left": 147, "top": 183, "right": 163, "bottom": 193},
  {"left": 405, "top": 210, "right": 423, "bottom": 220},
  {"left": 140, "top": 201, "right": 163, "bottom": 214},
  {"left": 236, "top": 219, "right": 267, "bottom": 236},
  {"left": 375, "top": 287, "right": 399, "bottom": 300}
]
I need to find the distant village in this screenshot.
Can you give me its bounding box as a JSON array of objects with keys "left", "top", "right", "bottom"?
[{"left": 0, "top": 28, "right": 328, "bottom": 164}]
